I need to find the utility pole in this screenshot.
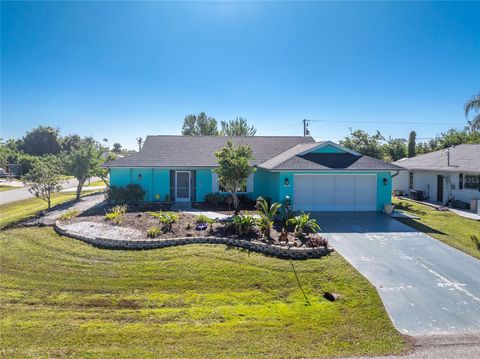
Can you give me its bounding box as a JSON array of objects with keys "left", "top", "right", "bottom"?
[{"left": 303, "top": 119, "right": 310, "bottom": 136}]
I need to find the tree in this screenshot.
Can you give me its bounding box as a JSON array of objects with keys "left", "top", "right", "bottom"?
[
  {"left": 61, "top": 134, "right": 82, "bottom": 152},
  {"left": 384, "top": 137, "right": 407, "bottom": 162},
  {"left": 23, "top": 156, "right": 63, "bottom": 209},
  {"left": 465, "top": 92, "right": 480, "bottom": 131},
  {"left": 220, "top": 117, "right": 257, "bottom": 136},
  {"left": 98, "top": 152, "right": 115, "bottom": 190},
  {"left": 181, "top": 112, "right": 218, "bottom": 136},
  {"left": 214, "top": 141, "right": 254, "bottom": 214},
  {"left": 64, "top": 140, "right": 103, "bottom": 200},
  {"left": 112, "top": 142, "right": 123, "bottom": 153},
  {"left": 408, "top": 131, "right": 416, "bottom": 158},
  {"left": 136, "top": 137, "right": 143, "bottom": 151},
  {"left": 339, "top": 129, "right": 385, "bottom": 159},
  {"left": 19, "top": 125, "right": 62, "bottom": 156}
]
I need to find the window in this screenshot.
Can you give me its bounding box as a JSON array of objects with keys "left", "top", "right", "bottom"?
[
  {"left": 464, "top": 174, "right": 480, "bottom": 190},
  {"left": 409, "top": 172, "right": 414, "bottom": 190},
  {"left": 219, "top": 181, "right": 247, "bottom": 193}
]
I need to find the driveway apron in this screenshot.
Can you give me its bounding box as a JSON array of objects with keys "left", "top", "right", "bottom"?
[{"left": 312, "top": 212, "right": 480, "bottom": 336}]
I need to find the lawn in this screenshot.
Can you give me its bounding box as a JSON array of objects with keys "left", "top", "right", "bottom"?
[
  {"left": 0, "top": 227, "right": 408, "bottom": 358},
  {"left": 86, "top": 179, "right": 106, "bottom": 187},
  {"left": 393, "top": 197, "right": 480, "bottom": 259},
  {"left": 0, "top": 191, "right": 101, "bottom": 229},
  {"left": 0, "top": 185, "right": 22, "bottom": 192}
]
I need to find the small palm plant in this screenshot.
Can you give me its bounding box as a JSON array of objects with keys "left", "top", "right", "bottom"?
[
  {"left": 287, "top": 212, "right": 321, "bottom": 239},
  {"left": 256, "top": 197, "right": 281, "bottom": 238}
]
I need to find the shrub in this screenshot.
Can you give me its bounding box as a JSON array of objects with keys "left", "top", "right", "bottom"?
[
  {"left": 205, "top": 192, "right": 225, "bottom": 206},
  {"left": 472, "top": 235, "right": 480, "bottom": 252},
  {"left": 107, "top": 184, "right": 145, "bottom": 204},
  {"left": 196, "top": 214, "right": 210, "bottom": 224},
  {"left": 256, "top": 215, "right": 273, "bottom": 238},
  {"left": 306, "top": 236, "right": 329, "bottom": 248},
  {"left": 287, "top": 212, "right": 321, "bottom": 238},
  {"left": 256, "top": 196, "right": 281, "bottom": 220},
  {"left": 280, "top": 196, "right": 295, "bottom": 223},
  {"left": 105, "top": 204, "right": 127, "bottom": 224},
  {"left": 231, "top": 213, "right": 256, "bottom": 236},
  {"left": 147, "top": 226, "right": 161, "bottom": 238},
  {"left": 149, "top": 211, "right": 180, "bottom": 232},
  {"left": 58, "top": 209, "right": 79, "bottom": 221}
]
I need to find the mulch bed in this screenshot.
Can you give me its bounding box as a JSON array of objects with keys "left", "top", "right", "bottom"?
[{"left": 67, "top": 207, "right": 323, "bottom": 247}]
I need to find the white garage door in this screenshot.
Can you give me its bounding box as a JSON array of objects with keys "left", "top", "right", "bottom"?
[{"left": 293, "top": 174, "right": 377, "bottom": 211}]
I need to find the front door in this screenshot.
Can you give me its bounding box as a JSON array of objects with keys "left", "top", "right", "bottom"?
[
  {"left": 175, "top": 171, "right": 191, "bottom": 202},
  {"left": 436, "top": 175, "right": 443, "bottom": 203}
]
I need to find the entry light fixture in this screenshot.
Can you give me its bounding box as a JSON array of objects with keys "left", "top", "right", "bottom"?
[
  {"left": 138, "top": 174, "right": 143, "bottom": 181},
  {"left": 284, "top": 177, "right": 290, "bottom": 186},
  {"left": 383, "top": 177, "right": 388, "bottom": 186}
]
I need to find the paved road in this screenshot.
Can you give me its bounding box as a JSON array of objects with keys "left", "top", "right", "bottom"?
[
  {"left": 0, "top": 177, "right": 100, "bottom": 205},
  {"left": 312, "top": 212, "right": 480, "bottom": 336}
]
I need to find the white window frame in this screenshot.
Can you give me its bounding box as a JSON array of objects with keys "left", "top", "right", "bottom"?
[
  {"left": 211, "top": 172, "right": 254, "bottom": 193},
  {"left": 463, "top": 173, "right": 480, "bottom": 191}
]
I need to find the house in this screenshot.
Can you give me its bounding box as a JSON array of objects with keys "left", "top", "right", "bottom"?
[
  {"left": 392, "top": 144, "right": 480, "bottom": 207},
  {"left": 103, "top": 135, "right": 404, "bottom": 212}
]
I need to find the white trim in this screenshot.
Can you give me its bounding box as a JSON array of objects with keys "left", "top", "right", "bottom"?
[
  {"left": 297, "top": 140, "right": 361, "bottom": 156},
  {"left": 175, "top": 171, "right": 191, "bottom": 202}
]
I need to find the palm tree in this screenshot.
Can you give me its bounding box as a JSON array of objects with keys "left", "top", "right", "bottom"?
[
  {"left": 136, "top": 137, "right": 143, "bottom": 151},
  {"left": 464, "top": 93, "right": 480, "bottom": 131}
]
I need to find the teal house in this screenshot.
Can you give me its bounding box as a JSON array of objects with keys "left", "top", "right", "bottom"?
[{"left": 103, "top": 135, "right": 403, "bottom": 211}]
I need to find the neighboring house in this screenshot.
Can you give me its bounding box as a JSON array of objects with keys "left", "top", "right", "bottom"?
[
  {"left": 392, "top": 144, "right": 480, "bottom": 206},
  {"left": 103, "top": 135, "right": 403, "bottom": 212}
]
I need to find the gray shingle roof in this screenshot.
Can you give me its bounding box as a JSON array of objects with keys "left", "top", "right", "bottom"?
[
  {"left": 262, "top": 152, "right": 404, "bottom": 171},
  {"left": 103, "top": 135, "right": 316, "bottom": 168},
  {"left": 392, "top": 144, "right": 480, "bottom": 173}
]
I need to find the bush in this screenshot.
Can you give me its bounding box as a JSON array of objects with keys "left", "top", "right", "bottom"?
[
  {"left": 205, "top": 192, "right": 225, "bottom": 206},
  {"left": 256, "top": 215, "right": 273, "bottom": 238},
  {"left": 196, "top": 214, "right": 210, "bottom": 224},
  {"left": 149, "top": 211, "right": 180, "bottom": 232},
  {"left": 231, "top": 213, "right": 256, "bottom": 236},
  {"left": 306, "top": 236, "right": 329, "bottom": 248},
  {"left": 105, "top": 204, "right": 127, "bottom": 224},
  {"left": 107, "top": 184, "right": 145, "bottom": 204},
  {"left": 147, "top": 226, "right": 161, "bottom": 238},
  {"left": 287, "top": 212, "right": 321, "bottom": 238},
  {"left": 256, "top": 196, "right": 281, "bottom": 220},
  {"left": 238, "top": 194, "right": 255, "bottom": 207},
  {"left": 58, "top": 209, "right": 79, "bottom": 221}
]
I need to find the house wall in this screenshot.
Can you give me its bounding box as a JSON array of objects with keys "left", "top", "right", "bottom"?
[
  {"left": 196, "top": 169, "right": 213, "bottom": 202},
  {"left": 275, "top": 171, "right": 392, "bottom": 211},
  {"left": 311, "top": 145, "right": 346, "bottom": 154},
  {"left": 393, "top": 170, "right": 480, "bottom": 204}
]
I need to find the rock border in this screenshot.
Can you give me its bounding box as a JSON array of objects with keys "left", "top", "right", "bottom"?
[{"left": 54, "top": 221, "right": 332, "bottom": 260}]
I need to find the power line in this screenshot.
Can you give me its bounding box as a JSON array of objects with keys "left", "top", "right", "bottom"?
[{"left": 306, "top": 119, "right": 460, "bottom": 125}]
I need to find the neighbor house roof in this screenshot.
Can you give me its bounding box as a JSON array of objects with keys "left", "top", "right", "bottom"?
[
  {"left": 103, "top": 135, "right": 316, "bottom": 168},
  {"left": 103, "top": 135, "right": 404, "bottom": 171},
  {"left": 392, "top": 144, "right": 480, "bottom": 174}
]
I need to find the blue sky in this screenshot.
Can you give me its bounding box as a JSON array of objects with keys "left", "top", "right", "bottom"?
[{"left": 1, "top": 1, "right": 479, "bottom": 149}]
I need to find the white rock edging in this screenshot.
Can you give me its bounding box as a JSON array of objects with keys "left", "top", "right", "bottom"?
[{"left": 54, "top": 221, "right": 332, "bottom": 260}]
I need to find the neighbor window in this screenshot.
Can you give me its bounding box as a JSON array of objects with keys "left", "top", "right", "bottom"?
[
  {"left": 409, "top": 172, "right": 414, "bottom": 190},
  {"left": 464, "top": 174, "right": 480, "bottom": 190}
]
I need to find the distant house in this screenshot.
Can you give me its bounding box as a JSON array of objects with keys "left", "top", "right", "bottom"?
[
  {"left": 103, "top": 135, "right": 403, "bottom": 212},
  {"left": 392, "top": 144, "right": 480, "bottom": 207}
]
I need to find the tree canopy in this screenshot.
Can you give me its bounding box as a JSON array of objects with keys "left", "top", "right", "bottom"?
[
  {"left": 408, "top": 131, "right": 416, "bottom": 158},
  {"left": 181, "top": 112, "right": 219, "bottom": 136},
  {"left": 339, "top": 129, "right": 385, "bottom": 159},
  {"left": 19, "top": 125, "right": 62, "bottom": 156},
  {"left": 465, "top": 92, "right": 480, "bottom": 131},
  {"left": 220, "top": 117, "right": 257, "bottom": 136},
  {"left": 214, "top": 141, "right": 254, "bottom": 213}
]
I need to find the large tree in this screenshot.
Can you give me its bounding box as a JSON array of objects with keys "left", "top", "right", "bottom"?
[
  {"left": 465, "top": 92, "right": 480, "bottom": 131},
  {"left": 112, "top": 142, "right": 123, "bottom": 154},
  {"left": 214, "top": 141, "right": 254, "bottom": 214},
  {"left": 182, "top": 112, "right": 218, "bottom": 136},
  {"left": 64, "top": 139, "right": 103, "bottom": 200},
  {"left": 19, "top": 125, "right": 62, "bottom": 156},
  {"left": 23, "top": 156, "right": 63, "bottom": 209},
  {"left": 339, "top": 129, "right": 385, "bottom": 159},
  {"left": 384, "top": 137, "right": 407, "bottom": 162},
  {"left": 407, "top": 131, "right": 416, "bottom": 158},
  {"left": 220, "top": 117, "right": 257, "bottom": 136}
]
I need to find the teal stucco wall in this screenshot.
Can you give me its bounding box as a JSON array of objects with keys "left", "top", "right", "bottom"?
[
  {"left": 196, "top": 169, "right": 213, "bottom": 202},
  {"left": 310, "top": 144, "right": 346, "bottom": 154}
]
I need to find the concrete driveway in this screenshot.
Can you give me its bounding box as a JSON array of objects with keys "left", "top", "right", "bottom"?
[{"left": 312, "top": 212, "right": 480, "bottom": 336}]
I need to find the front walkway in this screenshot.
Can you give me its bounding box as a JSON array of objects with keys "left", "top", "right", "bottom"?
[
  {"left": 397, "top": 196, "right": 480, "bottom": 221},
  {"left": 311, "top": 212, "right": 480, "bottom": 336}
]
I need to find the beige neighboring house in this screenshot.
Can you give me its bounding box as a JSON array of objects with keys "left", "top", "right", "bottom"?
[{"left": 392, "top": 144, "right": 480, "bottom": 211}]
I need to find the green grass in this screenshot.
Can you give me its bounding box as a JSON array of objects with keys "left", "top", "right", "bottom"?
[
  {"left": 0, "top": 185, "right": 22, "bottom": 192},
  {"left": 0, "top": 191, "right": 102, "bottom": 229},
  {"left": 86, "top": 179, "right": 106, "bottom": 187},
  {"left": 0, "top": 227, "right": 408, "bottom": 358},
  {"left": 393, "top": 198, "right": 480, "bottom": 259}
]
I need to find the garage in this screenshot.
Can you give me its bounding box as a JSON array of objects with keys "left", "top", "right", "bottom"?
[{"left": 293, "top": 174, "right": 377, "bottom": 211}]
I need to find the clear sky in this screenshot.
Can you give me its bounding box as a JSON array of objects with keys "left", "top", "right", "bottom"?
[{"left": 1, "top": 1, "right": 479, "bottom": 149}]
